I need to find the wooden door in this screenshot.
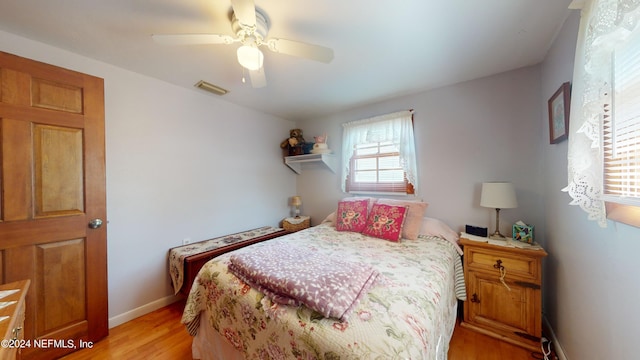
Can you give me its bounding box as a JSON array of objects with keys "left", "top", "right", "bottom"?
[{"left": 0, "top": 51, "right": 108, "bottom": 359}]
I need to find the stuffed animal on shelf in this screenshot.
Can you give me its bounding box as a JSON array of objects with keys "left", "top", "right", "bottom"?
[{"left": 280, "top": 128, "right": 306, "bottom": 155}]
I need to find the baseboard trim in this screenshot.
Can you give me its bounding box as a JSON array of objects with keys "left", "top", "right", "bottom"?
[
  {"left": 543, "top": 316, "right": 568, "bottom": 360},
  {"left": 108, "top": 294, "right": 182, "bottom": 328}
]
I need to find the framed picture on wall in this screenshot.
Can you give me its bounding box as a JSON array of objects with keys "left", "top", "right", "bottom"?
[{"left": 548, "top": 82, "right": 571, "bottom": 144}]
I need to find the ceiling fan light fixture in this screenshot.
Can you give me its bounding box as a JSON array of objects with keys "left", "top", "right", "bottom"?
[{"left": 237, "top": 45, "right": 264, "bottom": 71}]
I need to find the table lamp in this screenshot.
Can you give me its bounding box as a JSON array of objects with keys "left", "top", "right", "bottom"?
[
  {"left": 480, "top": 182, "right": 518, "bottom": 239},
  {"left": 291, "top": 196, "right": 302, "bottom": 218}
]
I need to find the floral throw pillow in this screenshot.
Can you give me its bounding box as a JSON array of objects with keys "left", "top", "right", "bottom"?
[
  {"left": 336, "top": 199, "right": 369, "bottom": 232},
  {"left": 362, "top": 204, "right": 408, "bottom": 242}
]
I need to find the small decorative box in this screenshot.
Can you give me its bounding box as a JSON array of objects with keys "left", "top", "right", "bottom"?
[{"left": 512, "top": 223, "right": 534, "bottom": 244}]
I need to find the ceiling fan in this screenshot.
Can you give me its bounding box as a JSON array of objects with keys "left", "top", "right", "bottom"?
[{"left": 152, "top": 0, "right": 334, "bottom": 88}]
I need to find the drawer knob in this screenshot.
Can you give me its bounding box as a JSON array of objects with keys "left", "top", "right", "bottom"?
[
  {"left": 493, "top": 259, "right": 504, "bottom": 270},
  {"left": 470, "top": 293, "right": 480, "bottom": 303},
  {"left": 493, "top": 259, "right": 512, "bottom": 291}
]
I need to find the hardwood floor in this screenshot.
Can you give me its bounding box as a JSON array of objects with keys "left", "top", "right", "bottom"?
[
  {"left": 61, "top": 299, "right": 549, "bottom": 359},
  {"left": 60, "top": 300, "right": 191, "bottom": 360},
  {"left": 448, "top": 322, "right": 544, "bottom": 360}
]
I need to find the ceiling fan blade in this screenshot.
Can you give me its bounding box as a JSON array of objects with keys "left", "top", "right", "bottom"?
[
  {"left": 266, "top": 38, "right": 334, "bottom": 63},
  {"left": 231, "top": 0, "right": 256, "bottom": 28},
  {"left": 152, "top": 34, "right": 235, "bottom": 45},
  {"left": 249, "top": 68, "right": 266, "bottom": 88}
]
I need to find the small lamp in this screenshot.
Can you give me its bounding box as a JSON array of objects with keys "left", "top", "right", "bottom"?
[
  {"left": 480, "top": 182, "right": 518, "bottom": 239},
  {"left": 290, "top": 196, "right": 302, "bottom": 218}
]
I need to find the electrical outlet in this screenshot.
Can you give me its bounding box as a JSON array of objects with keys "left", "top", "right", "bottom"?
[{"left": 182, "top": 238, "right": 191, "bottom": 245}]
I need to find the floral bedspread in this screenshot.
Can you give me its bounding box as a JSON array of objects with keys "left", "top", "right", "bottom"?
[{"left": 182, "top": 223, "right": 466, "bottom": 359}]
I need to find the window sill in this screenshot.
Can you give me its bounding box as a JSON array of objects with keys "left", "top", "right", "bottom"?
[{"left": 605, "top": 202, "right": 640, "bottom": 228}]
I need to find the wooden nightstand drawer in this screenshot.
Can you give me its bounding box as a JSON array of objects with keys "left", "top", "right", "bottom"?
[{"left": 466, "top": 247, "right": 539, "bottom": 281}]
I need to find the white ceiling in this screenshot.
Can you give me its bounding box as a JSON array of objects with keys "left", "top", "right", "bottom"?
[{"left": 0, "top": 0, "right": 572, "bottom": 120}]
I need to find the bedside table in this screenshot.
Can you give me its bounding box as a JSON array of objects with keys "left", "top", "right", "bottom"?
[
  {"left": 460, "top": 237, "right": 548, "bottom": 352},
  {"left": 282, "top": 216, "right": 310, "bottom": 232}
]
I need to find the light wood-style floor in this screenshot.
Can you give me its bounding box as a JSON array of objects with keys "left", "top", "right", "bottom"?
[{"left": 61, "top": 300, "right": 547, "bottom": 359}]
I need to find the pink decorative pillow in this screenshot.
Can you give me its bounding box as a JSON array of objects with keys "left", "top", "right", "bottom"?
[
  {"left": 336, "top": 199, "right": 369, "bottom": 232},
  {"left": 362, "top": 204, "right": 408, "bottom": 242},
  {"left": 376, "top": 199, "right": 428, "bottom": 240}
]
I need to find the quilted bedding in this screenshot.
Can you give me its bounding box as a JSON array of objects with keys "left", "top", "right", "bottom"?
[
  {"left": 228, "top": 241, "right": 379, "bottom": 321},
  {"left": 182, "top": 223, "right": 466, "bottom": 359}
]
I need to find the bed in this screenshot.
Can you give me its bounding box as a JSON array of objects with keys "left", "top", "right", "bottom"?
[{"left": 182, "top": 201, "right": 466, "bottom": 360}]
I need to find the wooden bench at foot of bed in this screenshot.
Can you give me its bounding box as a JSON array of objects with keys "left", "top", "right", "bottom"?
[{"left": 169, "top": 226, "right": 290, "bottom": 296}]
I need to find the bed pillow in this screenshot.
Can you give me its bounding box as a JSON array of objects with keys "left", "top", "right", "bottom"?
[
  {"left": 362, "top": 203, "right": 408, "bottom": 242},
  {"left": 340, "top": 196, "right": 377, "bottom": 212},
  {"left": 321, "top": 211, "right": 336, "bottom": 224},
  {"left": 419, "top": 217, "right": 463, "bottom": 254},
  {"left": 336, "top": 199, "right": 369, "bottom": 232},
  {"left": 376, "top": 199, "right": 428, "bottom": 240}
]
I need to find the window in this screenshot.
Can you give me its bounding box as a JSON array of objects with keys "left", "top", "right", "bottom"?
[
  {"left": 346, "top": 141, "right": 415, "bottom": 194},
  {"left": 565, "top": 0, "right": 640, "bottom": 228},
  {"left": 603, "top": 27, "right": 640, "bottom": 225},
  {"left": 341, "top": 110, "right": 417, "bottom": 195}
]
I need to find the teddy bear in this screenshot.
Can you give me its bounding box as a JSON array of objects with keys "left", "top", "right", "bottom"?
[{"left": 280, "top": 128, "right": 306, "bottom": 156}]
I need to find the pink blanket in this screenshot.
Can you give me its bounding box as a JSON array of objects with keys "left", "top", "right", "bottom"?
[{"left": 228, "top": 241, "right": 378, "bottom": 321}]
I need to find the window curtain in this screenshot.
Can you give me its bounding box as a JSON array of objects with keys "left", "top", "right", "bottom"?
[
  {"left": 341, "top": 110, "right": 417, "bottom": 192},
  {"left": 563, "top": 0, "right": 640, "bottom": 227}
]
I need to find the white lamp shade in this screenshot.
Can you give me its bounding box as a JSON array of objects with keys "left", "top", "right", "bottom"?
[
  {"left": 237, "top": 45, "right": 264, "bottom": 71},
  {"left": 480, "top": 182, "right": 518, "bottom": 209}
]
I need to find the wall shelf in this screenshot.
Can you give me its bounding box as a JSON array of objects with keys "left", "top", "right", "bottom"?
[{"left": 284, "top": 153, "right": 337, "bottom": 174}]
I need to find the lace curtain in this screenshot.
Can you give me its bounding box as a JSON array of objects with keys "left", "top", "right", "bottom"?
[
  {"left": 564, "top": 0, "right": 640, "bottom": 227},
  {"left": 341, "top": 110, "right": 417, "bottom": 193}
]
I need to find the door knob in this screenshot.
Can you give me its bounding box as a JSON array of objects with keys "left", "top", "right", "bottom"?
[{"left": 88, "top": 218, "right": 103, "bottom": 229}]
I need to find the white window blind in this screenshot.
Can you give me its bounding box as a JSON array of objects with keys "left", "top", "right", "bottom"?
[{"left": 604, "top": 27, "right": 640, "bottom": 206}]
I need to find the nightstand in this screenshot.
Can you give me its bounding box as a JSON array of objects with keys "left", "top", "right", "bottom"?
[
  {"left": 282, "top": 216, "right": 310, "bottom": 232},
  {"left": 460, "top": 237, "right": 548, "bottom": 352}
]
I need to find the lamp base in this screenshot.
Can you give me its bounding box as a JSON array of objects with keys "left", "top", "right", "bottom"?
[{"left": 489, "top": 208, "right": 509, "bottom": 240}]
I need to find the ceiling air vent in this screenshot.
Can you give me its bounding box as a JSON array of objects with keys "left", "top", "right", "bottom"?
[{"left": 194, "top": 80, "right": 228, "bottom": 96}]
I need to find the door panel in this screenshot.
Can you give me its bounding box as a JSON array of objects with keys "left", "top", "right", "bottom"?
[
  {"left": 0, "top": 51, "right": 107, "bottom": 359},
  {"left": 37, "top": 239, "right": 86, "bottom": 333},
  {"left": 31, "top": 78, "right": 83, "bottom": 113},
  {"left": 33, "top": 124, "right": 84, "bottom": 217},
  {"left": 1, "top": 118, "right": 32, "bottom": 221}
]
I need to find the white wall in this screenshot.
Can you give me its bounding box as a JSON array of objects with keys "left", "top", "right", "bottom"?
[
  {"left": 0, "top": 30, "right": 297, "bottom": 325},
  {"left": 296, "top": 66, "right": 545, "bottom": 241},
  {"left": 541, "top": 11, "right": 640, "bottom": 360}
]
